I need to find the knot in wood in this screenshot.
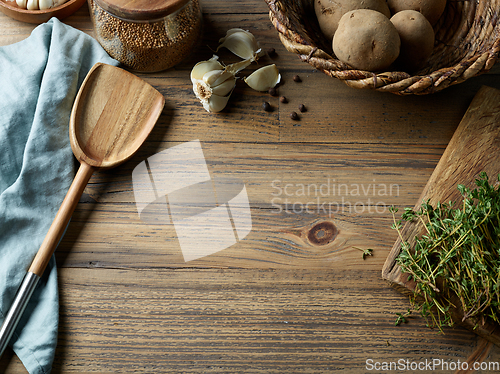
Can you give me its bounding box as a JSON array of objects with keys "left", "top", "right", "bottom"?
[{"left": 307, "top": 221, "right": 337, "bottom": 246}]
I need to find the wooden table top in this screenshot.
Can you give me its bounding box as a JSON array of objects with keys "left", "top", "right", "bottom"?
[{"left": 2, "top": 1, "right": 500, "bottom": 372}]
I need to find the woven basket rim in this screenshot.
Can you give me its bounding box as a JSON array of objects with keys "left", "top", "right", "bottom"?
[{"left": 265, "top": 0, "right": 500, "bottom": 95}]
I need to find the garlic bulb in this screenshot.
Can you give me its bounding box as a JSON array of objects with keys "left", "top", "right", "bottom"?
[
  {"left": 217, "top": 28, "right": 264, "bottom": 62},
  {"left": 191, "top": 29, "right": 281, "bottom": 112},
  {"left": 191, "top": 56, "right": 236, "bottom": 113},
  {"left": 244, "top": 64, "right": 281, "bottom": 92}
]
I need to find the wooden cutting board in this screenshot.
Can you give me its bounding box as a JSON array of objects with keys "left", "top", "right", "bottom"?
[{"left": 382, "top": 85, "right": 500, "bottom": 345}]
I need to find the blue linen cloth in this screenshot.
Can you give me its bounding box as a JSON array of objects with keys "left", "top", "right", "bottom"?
[{"left": 0, "top": 18, "right": 118, "bottom": 374}]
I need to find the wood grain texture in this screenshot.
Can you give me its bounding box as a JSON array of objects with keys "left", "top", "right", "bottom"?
[
  {"left": 36, "top": 269, "right": 500, "bottom": 372},
  {"left": 96, "top": 0, "right": 189, "bottom": 21},
  {"left": 382, "top": 86, "right": 500, "bottom": 345},
  {"left": 54, "top": 141, "right": 442, "bottom": 272},
  {"left": 2, "top": 267, "right": 497, "bottom": 373},
  {"left": 29, "top": 162, "right": 94, "bottom": 276},
  {"left": 71, "top": 63, "right": 165, "bottom": 168},
  {"left": 2, "top": 0, "right": 500, "bottom": 372}
]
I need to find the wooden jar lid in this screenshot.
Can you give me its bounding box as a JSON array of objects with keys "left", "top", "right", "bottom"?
[{"left": 94, "top": 0, "right": 191, "bottom": 21}]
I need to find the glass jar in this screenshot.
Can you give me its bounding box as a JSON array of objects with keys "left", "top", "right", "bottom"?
[{"left": 88, "top": 0, "right": 202, "bottom": 73}]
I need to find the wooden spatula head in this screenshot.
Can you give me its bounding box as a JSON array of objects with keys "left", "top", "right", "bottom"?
[{"left": 70, "top": 63, "right": 165, "bottom": 169}]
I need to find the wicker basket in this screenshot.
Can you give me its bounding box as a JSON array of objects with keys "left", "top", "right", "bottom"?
[{"left": 265, "top": 0, "right": 500, "bottom": 95}]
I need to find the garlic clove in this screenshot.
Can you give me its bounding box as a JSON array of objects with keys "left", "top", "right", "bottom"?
[
  {"left": 211, "top": 76, "right": 236, "bottom": 97},
  {"left": 190, "top": 56, "right": 224, "bottom": 82},
  {"left": 208, "top": 94, "right": 231, "bottom": 113},
  {"left": 203, "top": 69, "right": 234, "bottom": 87},
  {"left": 225, "top": 59, "right": 252, "bottom": 75},
  {"left": 26, "top": 0, "right": 39, "bottom": 10},
  {"left": 216, "top": 29, "right": 263, "bottom": 62},
  {"left": 214, "top": 71, "right": 235, "bottom": 87},
  {"left": 38, "top": 0, "right": 53, "bottom": 9},
  {"left": 221, "top": 28, "right": 249, "bottom": 38},
  {"left": 201, "top": 69, "right": 224, "bottom": 84},
  {"left": 244, "top": 64, "right": 281, "bottom": 92}
]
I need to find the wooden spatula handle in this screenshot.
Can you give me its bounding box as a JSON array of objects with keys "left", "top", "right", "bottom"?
[{"left": 29, "top": 162, "right": 94, "bottom": 277}]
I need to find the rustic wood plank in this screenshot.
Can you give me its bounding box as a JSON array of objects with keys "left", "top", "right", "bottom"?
[
  {"left": 84, "top": 141, "right": 444, "bottom": 205},
  {"left": 15, "top": 268, "right": 494, "bottom": 372},
  {"left": 276, "top": 71, "right": 500, "bottom": 144},
  {"left": 139, "top": 59, "right": 500, "bottom": 145},
  {"left": 53, "top": 142, "right": 444, "bottom": 270},
  {"left": 49, "top": 268, "right": 500, "bottom": 372}
]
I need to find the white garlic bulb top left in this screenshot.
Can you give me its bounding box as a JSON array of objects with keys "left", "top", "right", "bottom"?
[{"left": 12, "top": 0, "right": 67, "bottom": 10}]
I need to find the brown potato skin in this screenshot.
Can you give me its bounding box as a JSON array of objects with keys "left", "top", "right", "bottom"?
[
  {"left": 314, "top": 0, "right": 391, "bottom": 41},
  {"left": 387, "top": 0, "right": 447, "bottom": 26},
  {"left": 391, "top": 10, "right": 435, "bottom": 72},
  {"left": 333, "top": 9, "right": 400, "bottom": 71}
]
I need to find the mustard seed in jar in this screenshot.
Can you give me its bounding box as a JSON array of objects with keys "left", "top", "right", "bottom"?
[{"left": 88, "top": 0, "right": 202, "bottom": 73}]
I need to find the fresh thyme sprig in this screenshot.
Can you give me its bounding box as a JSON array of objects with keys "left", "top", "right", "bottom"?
[
  {"left": 395, "top": 308, "right": 412, "bottom": 326},
  {"left": 353, "top": 246, "right": 373, "bottom": 260},
  {"left": 392, "top": 172, "right": 500, "bottom": 332}
]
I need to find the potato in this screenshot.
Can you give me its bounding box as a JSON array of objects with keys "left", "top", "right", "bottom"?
[
  {"left": 314, "top": 0, "right": 391, "bottom": 41},
  {"left": 333, "top": 9, "right": 400, "bottom": 71},
  {"left": 391, "top": 10, "right": 435, "bottom": 72},
  {"left": 387, "top": 0, "right": 447, "bottom": 26}
]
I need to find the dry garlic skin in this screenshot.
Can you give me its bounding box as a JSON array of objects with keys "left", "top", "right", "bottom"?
[
  {"left": 333, "top": 9, "right": 400, "bottom": 71},
  {"left": 88, "top": 0, "right": 202, "bottom": 72}
]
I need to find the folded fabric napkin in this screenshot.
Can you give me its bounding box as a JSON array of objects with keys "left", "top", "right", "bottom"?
[{"left": 0, "top": 18, "right": 118, "bottom": 374}]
